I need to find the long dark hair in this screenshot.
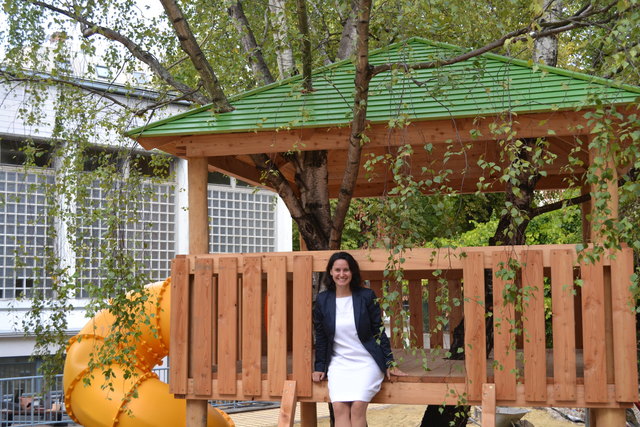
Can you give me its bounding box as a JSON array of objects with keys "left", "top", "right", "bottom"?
[{"left": 323, "top": 251, "right": 362, "bottom": 292}]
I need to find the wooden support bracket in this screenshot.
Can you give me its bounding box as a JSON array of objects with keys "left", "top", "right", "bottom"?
[
  {"left": 278, "top": 380, "right": 298, "bottom": 427},
  {"left": 481, "top": 383, "right": 496, "bottom": 427}
]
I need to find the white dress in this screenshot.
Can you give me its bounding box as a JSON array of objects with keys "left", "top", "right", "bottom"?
[{"left": 327, "top": 295, "right": 384, "bottom": 402}]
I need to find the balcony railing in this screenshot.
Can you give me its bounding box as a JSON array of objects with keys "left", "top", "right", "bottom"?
[{"left": 169, "top": 245, "right": 638, "bottom": 409}]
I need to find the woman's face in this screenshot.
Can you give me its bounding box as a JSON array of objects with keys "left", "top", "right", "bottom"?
[{"left": 330, "top": 259, "right": 352, "bottom": 289}]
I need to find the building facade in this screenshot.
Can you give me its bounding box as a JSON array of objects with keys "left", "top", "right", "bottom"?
[{"left": 0, "top": 74, "right": 292, "bottom": 378}]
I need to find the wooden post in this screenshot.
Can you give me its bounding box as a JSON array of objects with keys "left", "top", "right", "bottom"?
[
  {"left": 188, "top": 157, "right": 210, "bottom": 255},
  {"left": 300, "top": 402, "right": 317, "bottom": 427},
  {"left": 481, "top": 383, "right": 496, "bottom": 427},
  {"left": 587, "top": 149, "right": 625, "bottom": 426},
  {"left": 187, "top": 157, "right": 210, "bottom": 427}
]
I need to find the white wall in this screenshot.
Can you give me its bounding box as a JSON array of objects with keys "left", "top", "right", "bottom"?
[{"left": 0, "top": 79, "right": 293, "bottom": 363}]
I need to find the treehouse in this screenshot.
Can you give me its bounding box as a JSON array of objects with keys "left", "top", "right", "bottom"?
[{"left": 128, "top": 38, "right": 639, "bottom": 426}]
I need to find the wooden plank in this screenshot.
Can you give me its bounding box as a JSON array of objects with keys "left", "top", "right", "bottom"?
[
  {"left": 449, "top": 278, "right": 463, "bottom": 343},
  {"left": 170, "top": 256, "right": 189, "bottom": 395},
  {"left": 198, "top": 379, "right": 629, "bottom": 408},
  {"left": 211, "top": 275, "right": 218, "bottom": 365},
  {"left": 521, "top": 250, "right": 547, "bottom": 402},
  {"left": 218, "top": 257, "right": 238, "bottom": 395},
  {"left": 580, "top": 258, "right": 608, "bottom": 403},
  {"left": 185, "top": 245, "right": 604, "bottom": 275},
  {"left": 242, "top": 257, "right": 263, "bottom": 396},
  {"left": 550, "top": 249, "right": 577, "bottom": 401},
  {"left": 408, "top": 280, "right": 424, "bottom": 348},
  {"left": 463, "top": 252, "right": 487, "bottom": 402},
  {"left": 492, "top": 251, "right": 516, "bottom": 401},
  {"left": 428, "top": 280, "right": 444, "bottom": 348},
  {"left": 268, "top": 256, "right": 288, "bottom": 396},
  {"left": 293, "top": 256, "right": 313, "bottom": 397},
  {"left": 173, "top": 111, "right": 590, "bottom": 158},
  {"left": 481, "top": 384, "right": 496, "bottom": 427},
  {"left": 610, "top": 248, "right": 639, "bottom": 402},
  {"left": 193, "top": 258, "right": 213, "bottom": 395},
  {"left": 278, "top": 381, "right": 298, "bottom": 427}
]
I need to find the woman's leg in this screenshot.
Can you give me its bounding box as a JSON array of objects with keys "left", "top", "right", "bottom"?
[
  {"left": 332, "top": 401, "right": 352, "bottom": 427},
  {"left": 350, "top": 401, "right": 369, "bottom": 427}
]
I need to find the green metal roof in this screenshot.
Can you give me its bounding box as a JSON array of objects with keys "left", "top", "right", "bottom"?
[{"left": 129, "top": 37, "right": 640, "bottom": 138}]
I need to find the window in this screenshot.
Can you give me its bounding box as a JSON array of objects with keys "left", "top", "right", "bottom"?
[
  {"left": 131, "top": 154, "right": 171, "bottom": 178},
  {"left": 208, "top": 187, "right": 276, "bottom": 253},
  {"left": 95, "top": 65, "right": 110, "bottom": 79},
  {"left": 208, "top": 172, "right": 231, "bottom": 185},
  {"left": 132, "top": 71, "right": 148, "bottom": 85},
  {"left": 0, "top": 139, "right": 52, "bottom": 167}
]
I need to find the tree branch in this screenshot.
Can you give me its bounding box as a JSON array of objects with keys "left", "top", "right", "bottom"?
[
  {"left": 0, "top": 68, "right": 190, "bottom": 118},
  {"left": 371, "top": 1, "right": 618, "bottom": 76},
  {"left": 227, "top": 1, "right": 276, "bottom": 85},
  {"left": 531, "top": 167, "right": 639, "bottom": 217},
  {"left": 159, "top": 0, "right": 232, "bottom": 112},
  {"left": 29, "top": 0, "right": 211, "bottom": 106}
]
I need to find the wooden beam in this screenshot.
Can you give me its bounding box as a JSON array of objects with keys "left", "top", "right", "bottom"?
[
  {"left": 188, "top": 157, "right": 210, "bottom": 254},
  {"left": 588, "top": 147, "right": 626, "bottom": 424},
  {"left": 550, "top": 249, "right": 577, "bottom": 401},
  {"left": 611, "top": 248, "right": 639, "bottom": 402},
  {"left": 463, "top": 252, "right": 487, "bottom": 402},
  {"left": 192, "top": 258, "right": 213, "bottom": 396},
  {"left": 186, "top": 157, "right": 210, "bottom": 427},
  {"left": 191, "top": 379, "right": 630, "bottom": 408},
  {"left": 171, "top": 111, "right": 592, "bottom": 158},
  {"left": 481, "top": 384, "right": 496, "bottom": 427},
  {"left": 292, "top": 256, "right": 313, "bottom": 397},
  {"left": 299, "top": 402, "right": 317, "bottom": 427},
  {"left": 184, "top": 245, "right": 614, "bottom": 274},
  {"left": 169, "top": 256, "right": 189, "bottom": 395},
  {"left": 242, "top": 257, "right": 263, "bottom": 396},
  {"left": 207, "top": 156, "right": 267, "bottom": 189},
  {"left": 278, "top": 381, "right": 298, "bottom": 427}
]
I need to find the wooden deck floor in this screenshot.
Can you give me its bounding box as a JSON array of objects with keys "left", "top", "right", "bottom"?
[{"left": 211, "top": 348, "right": 585, "bottom": 382}]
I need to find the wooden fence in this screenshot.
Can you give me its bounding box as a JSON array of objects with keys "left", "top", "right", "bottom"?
[{"left": 168, "top": 245, "right": 637, "bottom": 408}]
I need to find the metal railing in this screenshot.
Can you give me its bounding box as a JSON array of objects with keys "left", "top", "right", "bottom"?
[
  {"left": 0, "top": 374, "right": 70, "bottom": 426},
  {"left": 1, "top": 369, "right": 276, "bottom": 426}
]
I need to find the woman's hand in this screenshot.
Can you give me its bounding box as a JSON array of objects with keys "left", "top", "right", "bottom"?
[
  {"left": 386, "top": 366, "right": 408, "bottom": 380},
  {"left": 312, "top": 371, "right": 326, "bottom": 382}
]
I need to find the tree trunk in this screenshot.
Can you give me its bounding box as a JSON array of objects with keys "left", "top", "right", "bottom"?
[
  {"left": 329, "top": 0, "right": 373, "bottom": 250},
  {"left": 336, "top": 0, "right": 358, "bottom": 60},
  {"left": 227, "top": 1, "right": 275, "bottom": 85},
  {"left": 295, "top": 0, "right": 313, "bottom": 92},
  {"left": 159, "top": 0, "right": 231, "bottom": 110},
  {"left": 269, "top": 0, "right": 296, "bottom": 79},
  {"left": 533, "top": 0, "right": 562, "bottom": 66}
]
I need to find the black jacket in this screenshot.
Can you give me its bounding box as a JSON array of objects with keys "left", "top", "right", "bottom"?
[{"left": 313, "top": 286, "right": 394, "bottom": 374}]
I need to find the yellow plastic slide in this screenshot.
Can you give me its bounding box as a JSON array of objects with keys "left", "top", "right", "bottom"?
[{"left": 63, "top": 278, "right": 234, "bottom": 427}]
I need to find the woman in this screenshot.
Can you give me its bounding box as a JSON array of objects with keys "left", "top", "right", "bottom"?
[{"left": 312, "top": 252, "right": 406, "bottom": 427}]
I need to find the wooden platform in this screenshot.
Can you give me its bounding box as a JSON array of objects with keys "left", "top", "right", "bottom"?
[
  {"left": 171, "top": 246, "right": 638, "bottom": 410},
  {"left": 210, "top": 348, "right": 584, "bottom": 383}
]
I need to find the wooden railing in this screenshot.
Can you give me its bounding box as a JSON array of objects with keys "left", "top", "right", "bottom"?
[{"left": 168, "top": 245, "right": 637, "bottom": 408}]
